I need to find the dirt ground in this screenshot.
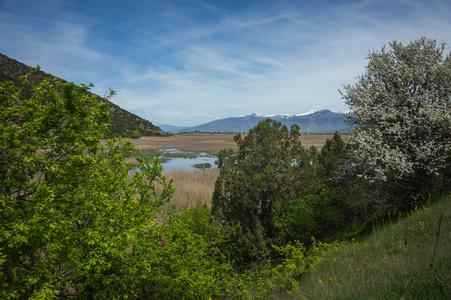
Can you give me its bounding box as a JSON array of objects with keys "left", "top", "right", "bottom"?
[{"left": 121, "top": 133, "right": 349, "bottom": 154}]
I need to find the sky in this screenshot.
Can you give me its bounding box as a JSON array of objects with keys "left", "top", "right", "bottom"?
[{"left": 1, "top": 0, "right": 450, "bottom": 126}]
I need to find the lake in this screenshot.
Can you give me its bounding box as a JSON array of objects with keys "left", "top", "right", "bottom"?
[{"left": 132, "top": 148, "right": 218, "bottom": 172}]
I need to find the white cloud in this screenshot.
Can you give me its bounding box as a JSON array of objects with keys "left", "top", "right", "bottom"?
[
  {"left": 122, "top": 0, "right": 451, "bottom": 124},
  {"left": 2, "top": 0, "right": 450, "bottom": 126}
]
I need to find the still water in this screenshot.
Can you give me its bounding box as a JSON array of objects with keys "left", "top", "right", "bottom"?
[{"left": 133, "top": 148, "right": 218, "bottom": 172}]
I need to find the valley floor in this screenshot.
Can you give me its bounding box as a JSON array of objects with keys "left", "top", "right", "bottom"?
[{"left": 117, "top": 133, "right": 347, "bottom": 154}]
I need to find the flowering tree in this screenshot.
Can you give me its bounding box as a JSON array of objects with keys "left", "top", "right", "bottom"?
[{"left": 341, "top": 37, "right": 451, "bottom": 204}]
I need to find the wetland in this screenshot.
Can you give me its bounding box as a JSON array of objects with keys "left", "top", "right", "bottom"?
[{"left": 120, "top": 132, "right": 344, "bottom": 171}]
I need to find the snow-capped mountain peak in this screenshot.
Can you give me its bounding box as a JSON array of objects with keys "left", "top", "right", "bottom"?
[
  {"left": 164, "top": 109, "right": 353, "bottom": 133},
  {"left": 247, "top": 110, "right": 319, "bottom": 119},
  {"left": 294, "top": 110, "right": 317, "bottom": 116}
]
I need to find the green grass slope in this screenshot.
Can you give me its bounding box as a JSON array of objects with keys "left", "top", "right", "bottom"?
[{"left": 296, "top": 195, "right": 451, "bottom": 299}]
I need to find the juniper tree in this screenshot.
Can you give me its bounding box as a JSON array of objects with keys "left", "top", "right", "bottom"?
[
  {"left": 341, "top": 37, "right": 451, "bottom": 205},
  {"left": 319, "top": 131, "right": 348, "bottom": 180},
  {"left": 211, "top": 119, "right": 319, "bottom": 262}
]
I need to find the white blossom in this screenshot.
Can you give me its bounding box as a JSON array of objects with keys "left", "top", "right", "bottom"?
[{"left": 340, "top": 38, "right": 451, "bottom": 197}]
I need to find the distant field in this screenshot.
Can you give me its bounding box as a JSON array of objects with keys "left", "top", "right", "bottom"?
[
  {"left": 127, "top": 133, "right": 238, "bottom": 154},
  {"left": 122, "top": 133, "right": 349, "bottom": 155}
]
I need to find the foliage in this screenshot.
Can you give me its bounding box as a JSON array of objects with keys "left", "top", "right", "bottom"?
[
  {"left": 131, "top": 129, "right": 140, "bottom": 139},
  {"left": 275, "top": 185, "right": 343, "bottom": 242},
  {"left": 1, "top": 67, "right": 336, "bottom": 299},
  {"left": 319, "top": 131, "right": 348, "bottom": 180},
  {"left": 211, "top": 119, "right": 320, "bottom": 263},
  {"left": 298, "top": 195, "right": 451, "bottom": 299},
  {"left": 0, "top": 71, "right": 174, "bottom": 298},
  {"left": 141, "top": 204, "right": 331, "bottom": 299},
  {"left": 341, "top": 37, "right": 451, "bottom": 206},
  {"left": 143, "top": 204, "right": 249, "bottom": 299},
  {"left": 272, "top": 238, "right": 327, "bottom": 282},
  {"left": 319, "top": 132, "right": 385, "bottom": 220}
]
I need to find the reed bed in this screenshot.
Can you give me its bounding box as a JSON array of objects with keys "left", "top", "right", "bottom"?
[
  {"left": 108, "top": 133, "right": 343, "bottom": 154},
  {"left": 129, "top": 133, "right": 239, "bottom": 154},
  {"left": 159, "top": 168, "right": 219, "bottom": 214}
]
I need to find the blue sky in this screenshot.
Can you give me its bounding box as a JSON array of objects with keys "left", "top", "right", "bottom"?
[{"left": 1, "top": 0, "right": 450, "bottom": 126}]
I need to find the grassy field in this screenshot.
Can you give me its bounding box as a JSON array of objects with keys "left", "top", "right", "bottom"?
[
  {"left": 295, "top": 196, "right": 451, "bottom": 299},
  {"left": 128, "top": 133, "right": 344, "bottom": 153},
  {"left": 121, "top": 133, "right": 347, "bottom": 166}
]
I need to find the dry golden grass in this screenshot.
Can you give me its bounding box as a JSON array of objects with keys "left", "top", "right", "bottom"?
[
  {"left": 127, "top": 168, "right": 218, "bottom": 222},
  {"left": 127, "top": 133, "right": 239, "bottom": 154},
  {"left": 117, "top": 133, "right": 238, "bottom": 166},
  {"left": 300, "top": 133, "right": 350, "bottom": 150},
  {"left": 118, "top": 133, "right": 348, "bottom": 157},
  {"left": 158, "top": 169, "right": 219, "bottom": 214}
]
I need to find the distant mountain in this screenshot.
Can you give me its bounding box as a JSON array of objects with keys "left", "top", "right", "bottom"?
[
  {"left": 0, "top": 53, "right": 162, "bottom": 138},
  {"left": 168, "top": 110, "right": 354, "bottom": 133}
]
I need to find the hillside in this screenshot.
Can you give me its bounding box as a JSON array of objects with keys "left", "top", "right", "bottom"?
[
  {"left": 166, "top": 109, "right": 354, "bottom": 133},
  {"left": 299, "top": 196, "right": 451, "bottom": 299},
  {"left": 0, "top": 53, "right": 161, "bottom": 138}
]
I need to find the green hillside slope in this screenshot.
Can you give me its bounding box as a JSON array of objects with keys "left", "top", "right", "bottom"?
[
  {"left": 0, "top": 53, "right": 161, "bottom": 138},
  {"left": 298, "top": 195, "right": 451, "bottom": 299}
]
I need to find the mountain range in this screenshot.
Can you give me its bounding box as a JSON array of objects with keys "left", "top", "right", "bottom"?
[
  {"left": 0, "top": 53, "right": 162, "bottom": 138},
  {"left": 159, "top": 110, "right": 354, "bottom": 133}
]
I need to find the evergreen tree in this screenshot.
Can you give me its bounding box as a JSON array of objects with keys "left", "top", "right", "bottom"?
[{"left": 211, "top": 119, "right": 317, "bottom": 262}]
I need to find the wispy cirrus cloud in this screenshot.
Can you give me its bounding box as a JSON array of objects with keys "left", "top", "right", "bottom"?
[{"left": 1, "top": 0, "right": 450, "bottom": 126}]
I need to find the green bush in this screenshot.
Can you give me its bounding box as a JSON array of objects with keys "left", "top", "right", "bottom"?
[
  {"left": 131, "top": 129, "right": 140, "bottom": 139},
  {"left": 141, "top": 204, "right": 248, "bottom": 299},
  {"left": 0, "top": 70, "right": 174, "bottom": 298},
  {"left": 275, "top": 185, "right": 344, "bottom": 242}
]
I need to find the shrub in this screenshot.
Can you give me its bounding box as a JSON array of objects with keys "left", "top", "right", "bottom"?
[
  {"left": 275, "top": 185, "right": 344, "bottom": 242},
  {"left": 144, "top": 204, "right": 246, "bottom": 299},
  {"left": 131, "top": 129, "right": 140, "bottom": 139},
  {"left": 0, "top": 70, "right": 174, "bottom": 298}
]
